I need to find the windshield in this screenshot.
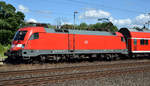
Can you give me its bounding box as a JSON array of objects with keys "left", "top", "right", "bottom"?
[{"left": 14, "top": 31, "right": 27, "bottom": 40}]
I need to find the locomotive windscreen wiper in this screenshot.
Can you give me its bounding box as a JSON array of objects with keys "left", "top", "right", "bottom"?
[{"left": 14, "top": 31, "right": 27, "bottom": 41}]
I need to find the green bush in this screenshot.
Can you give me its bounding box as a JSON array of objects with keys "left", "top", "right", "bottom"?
[
  {"left": 0, "top": 44, "right": 4, "bottom": 57},
  {"left": 0, "top": 43, "right": 10, "bottom": 58}
]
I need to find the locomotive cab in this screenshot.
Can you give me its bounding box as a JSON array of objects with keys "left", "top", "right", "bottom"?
[
  {"left": 11, "top": 30, "right": 27, "bottom": 51},
  {"left": 4, "top": 29, "right": 30, "bottom": 61},
  {"left": 5, "top": 26, "right": 45, "bottom": 62}
]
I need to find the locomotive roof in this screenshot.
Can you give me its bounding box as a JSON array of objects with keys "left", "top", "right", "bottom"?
[
  {"left": 128, "top": 29, "right": 150, "bottom": 32},
  {"left": 44, "top": 28, "right": 116, "bottom": 36}
]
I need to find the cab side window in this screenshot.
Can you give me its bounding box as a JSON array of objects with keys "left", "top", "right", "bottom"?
[
  {"left": 34, "top": 33, "right": 39, "bottom": 39},
  {"left": 29, "top": 33, "right": 39, "bottom": 40},
  {"left": 121, "top": 37, "right": 125, "bottom": 42}
]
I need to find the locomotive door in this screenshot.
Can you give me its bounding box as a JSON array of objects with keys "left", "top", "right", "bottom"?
[
  {"left": 68, "top": 34, "right": 75, "bottom": 52},
  {"left": 27, "top": 33, "right": 40, "bottom": 49},
  {"left": 133, "top": 39, "right": 137, "bottom": 51}
]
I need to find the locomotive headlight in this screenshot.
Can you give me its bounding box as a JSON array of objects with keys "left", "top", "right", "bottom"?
[{"left": 16, "top": 44, "right": 24, "bottom": 48}]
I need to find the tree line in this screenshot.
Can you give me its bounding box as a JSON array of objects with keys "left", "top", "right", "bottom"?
[
  {"left": 0, "top": 1, "right": 25, "bottom": 45},
  {"left": 61, "top": 22, "right": 118, "bottom": 32},
  {"left": 0, "top": 1, "right": 118, "bottom": 45}
]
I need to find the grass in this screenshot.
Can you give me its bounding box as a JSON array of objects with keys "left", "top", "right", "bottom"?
[{"left": 0, "top": 44, "right": 10, "bottom": 60}]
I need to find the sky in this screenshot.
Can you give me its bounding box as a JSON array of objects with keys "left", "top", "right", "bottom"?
[{"left": 1, "top": 0, "right": 150, "bottom": 28}]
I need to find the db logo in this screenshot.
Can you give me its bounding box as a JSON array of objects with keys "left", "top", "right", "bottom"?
[{"left": 84, "top": 40, "right": 88, "bottom": 44}]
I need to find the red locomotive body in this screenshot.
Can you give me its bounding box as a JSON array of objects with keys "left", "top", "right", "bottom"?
[
  {"left": 119, "top": 28, "right": 150, "bottom": 57},
  {"left": 74, "top": 32, "right": 126, "bottom": 50},
  {"left": 6, "top": 26, "right": 127, "bottom": 61}
]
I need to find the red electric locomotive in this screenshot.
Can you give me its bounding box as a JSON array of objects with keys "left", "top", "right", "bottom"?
[{"left": 5, "top": 26, "right": 127, "bottom": 62}]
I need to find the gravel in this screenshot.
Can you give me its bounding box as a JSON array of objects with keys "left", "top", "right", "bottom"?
[
  {"left": 49, "top": 71, "right": 150, "bottom": 86},
  {"left": 1, "top": 59, "right": 150, "bottom": 86}
]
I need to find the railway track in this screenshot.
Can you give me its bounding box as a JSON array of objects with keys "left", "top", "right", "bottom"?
[{"left": 0, "top": 61, "right": 150, "bottom": 86}]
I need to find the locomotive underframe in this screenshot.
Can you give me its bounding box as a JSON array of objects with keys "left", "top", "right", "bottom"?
[{"left": 5, "top": 49, "right": 128, "bottom": 63}]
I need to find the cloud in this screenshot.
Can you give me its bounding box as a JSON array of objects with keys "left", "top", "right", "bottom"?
[
  {"left": 134, "top": 14, "right": 150, "bottom": 25},
  {"left": 79, "top": 9, "right": 150, "bottom": 28},
  {"left": 18, "top": 5, "right": 29, "bottom": 12},
  {"left": 62, "top": 22, "right": 72, "bottom": 25},
  {"left": 79, "top": 9, "right": 132, "bottom": 27},
  {"left": 110, "top": 14, "right": 150, "bottom": 28},
  {"left": 130, "top": 24, "right": 143, "bottom": 28},
  {"left": 117, "top": 19, "right": 132, "bottom": 25},
  {"left": 27, "top": 18, "right": 38, "bottom": 23},
  {"left": 125, "top": 14, "right": 150, "bottom": 28},
  {"left": 79, "top": 9, "right": 110, "bottom": 19},
  {"left": 110, "top": 17, "right": 132, "bottom": 26}
]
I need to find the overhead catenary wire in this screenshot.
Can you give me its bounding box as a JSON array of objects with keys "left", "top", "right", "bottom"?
[
  {"left": 66, "top": 0, "right": 146, "bottom": 14},
  {"left": 4, "top": 0, "right": 148, "bottom": 16},
  {"left": 5, "top": 0, "right": 147, "bottom": 17},
  {"left": 4, "top": 0, "right": 150, "bottom": 25}
]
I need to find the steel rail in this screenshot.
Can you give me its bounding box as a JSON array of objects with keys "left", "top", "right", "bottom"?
[
  {"left": 1, "top": 65, "right": 150, "bottom": 86},
  {"left": 0, "top": 61, "right": 150, "bottom": 81}
]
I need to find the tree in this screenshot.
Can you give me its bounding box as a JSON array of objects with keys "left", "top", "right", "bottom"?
[
  {"left": 79, "top": 22, "right": 88, "bottom": 30},
  {"left": 61, "top": 24, "right": 73, "bottom": 29},
  {"left": 88, "top": 22, "right": 118, "bottom": 32},
  {"left": 102, "top": 22, "right": 118, "bottom": 32},
  {"left": 0, "top": 30, "right": 13, "bottom": 45},
  {"left": 0, "top": 1, "right": 25, "bottom": 45}
]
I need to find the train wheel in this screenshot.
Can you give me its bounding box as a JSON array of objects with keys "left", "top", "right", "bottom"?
[
  {"left": 31, "top": 57, "right": 40, "bottom": 64},
  {"left": 32, "top": 60, "right": 39, "bottom": 64},
  {"left": 106, "top": 54, "right": 112, "bottom": 61},
  {"left": 40, "top": 56, "right": 46, "bottom": 63},
  {"left": 25, "top": 59, "right": 33, "bottom": 64},
  {"left": 4, "top": 56, "right": 16, "bottom": 64},
  {"left": 4, "top": 56, "right": 11, "bottom": 64},
  {"left": 132, "top": 54, "right": 136, "bottom": 59}
]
